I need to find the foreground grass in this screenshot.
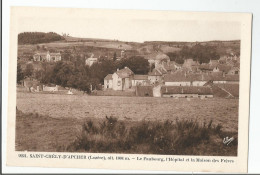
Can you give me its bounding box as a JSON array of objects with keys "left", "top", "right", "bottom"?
[{"left": 16, "top": 109, "right": 238, "bottom": 156}]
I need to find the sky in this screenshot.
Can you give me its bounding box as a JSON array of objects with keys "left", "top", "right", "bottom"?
[{"left": 17, "top": 8, "right": 241, "bottom": 42}]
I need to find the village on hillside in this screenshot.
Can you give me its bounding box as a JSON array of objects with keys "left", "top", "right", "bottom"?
[
  {"left": 16, "top": 31, "right": 241, "bottom": 99},
  {"left": 20, "top": 48, "right": 239, "bottom": 99},
  {"left": 101, "top": 52, "right": 239, "bottom": 98}
]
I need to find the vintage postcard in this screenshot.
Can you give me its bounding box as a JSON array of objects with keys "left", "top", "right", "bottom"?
[{"left": 7, "top": 6, "right": 252, "bottom": 173}]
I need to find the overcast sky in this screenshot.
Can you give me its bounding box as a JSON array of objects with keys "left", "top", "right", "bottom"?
[{"left": 17, "top": 8, "right": 241, "bottom": 42}]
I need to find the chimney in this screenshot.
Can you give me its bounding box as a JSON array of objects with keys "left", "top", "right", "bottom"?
[{"left": 117, "top": 68, "right": 119, "bottom": 71}]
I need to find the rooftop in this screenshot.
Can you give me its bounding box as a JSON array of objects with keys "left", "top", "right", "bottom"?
[
  {"left": 104, "top": 74, "right": 113, "bottom": 80},
  {"left": 116, "top": 67, "right": 134, "bottom": 78},
  {"left": 148, "top": 68, "right": 163, "bottom": 76},
  {"left": 164, "top": 71, "right": 239, "bottom": 82},
  {"left": 161, "top": 86, "right": 213, "bottom": 95},
  {"left": 133, "top": 74, "right": 148, "bottom": 80}
]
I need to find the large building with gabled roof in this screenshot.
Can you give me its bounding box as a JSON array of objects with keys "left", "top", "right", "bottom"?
[
  {"left": 33, "top": 51, "right": 61, "bottom": 62},
  {"left": 103, "top": 67, "right": 135, "bottom": 91}
]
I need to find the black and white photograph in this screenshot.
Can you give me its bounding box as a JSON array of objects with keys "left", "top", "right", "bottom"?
[{"left": 5, "top": 6, "right": 252, "bottom": 173}]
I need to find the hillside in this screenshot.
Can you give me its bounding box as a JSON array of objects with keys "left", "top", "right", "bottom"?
[{"left": 17, "top": 32, "right": 240, "bottom": 63}]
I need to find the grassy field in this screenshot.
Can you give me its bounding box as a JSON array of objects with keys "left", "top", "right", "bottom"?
[
  {"left": 17, "top": 91, "right": 239, "bottom": 132},
  {"left": 16, "top": 91, "right": 239, "bottom": 155},
  {"left": 16, "top": 109, "right": 237, "bottom": 155}
]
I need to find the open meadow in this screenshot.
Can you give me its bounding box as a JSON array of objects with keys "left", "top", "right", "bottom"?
[
  {"left": 16, "top": 91, "right": 238, "bottom": 155},
  {"left": 16, "top": 91, "right": 238, "bottom": 132}
]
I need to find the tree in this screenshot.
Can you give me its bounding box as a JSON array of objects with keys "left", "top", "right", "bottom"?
[
  {"left": 89, "top": 59, "right": 116, "bottom": 85},
  {"left": 43, "top": 61, "right": 92, "bottom": 93},
  {"left": 24, "top": 63, "right": 34, "bottom": 77},
  {"left": 166, "top": 52, "right": 179, "bottom": 61},
  {"left": 17, "top": 62, "right": 24, "bottom": 84},
  {"left": 29, "top": 56, "right": 34, "bottom": 61},
  {"left": 35, "top": 69, "right": 43, "bottom": 82},
  {"left": 117, "top": 56, "right": 149, "bottom": 74},
  {"left": 150, "top": 63, "right": 155, "bottom": 72},
  {"left": 113, "top": 52, "right": 117, "bottom": 61},
  {"left": 42, "top": 45, "right": 47, "bottom": 51},
  {"left": 18, "top": 32, "right": 64, "bottom": 44},
  {"left": 175, "top": 57, "right": 184, "bottom": 64},
  {"left": 62, "top": 50, "right": 72, "bottom": 61}
]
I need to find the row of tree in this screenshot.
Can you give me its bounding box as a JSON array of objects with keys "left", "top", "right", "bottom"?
[
  {"left": 18, "top": 32, "right": 64, "bottom": 45},
  {"left": 17, "top": 56, "right": 150, "bottom": 93},
  {"left": 166, "top": 44, "right": 221, "bottom": 64}
]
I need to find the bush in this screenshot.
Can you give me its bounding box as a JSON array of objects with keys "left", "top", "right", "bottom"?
[{"left": 65, "top": 116, "right": 235, "bottom": 155}]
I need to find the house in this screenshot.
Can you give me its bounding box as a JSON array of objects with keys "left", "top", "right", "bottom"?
[
  {"left": 164, "top": 71, "right": 211, "bottom": 87},
  {"left": 164, "top": 71, "right": 191, "bottom": 86},
  {"left": 43, "top": 84, "right": 59, "bottom": 92},
  {"left": 22, "top": 77, "right": 42, "bottom": 91},
  {"left": 225, "top": 74, "right": 239, "bottom": 84},
  {"left": 121, "top": 50, "right": 126, "bottom": 59},
  {"left": 198, "top": 64, "right": 214, "bottom": 73},
  {"left": 111, "top": 67, "right": 134, "bottom": 91},
  {"left": 33, "top": 51, "right": 61, "bottom": 62},
  {"left": 199, "top": 63, "right": 231, "bottom": 75},
  {"left": 182, "top": 58, "right": 199, "bottom": 70},
  {"left": 162, "top": 61, "right": 182, "bottom": 72},
  {"left": 132, "top": 75, "right": 148, "bottom": 86},
  {"left": 85, "top": 54, "right": 98, "bottom": 66},
  {"left": 161, "top": 86, "right": 213, "bottom": 98},
  {"left": 146, "top": 52, "right": 170, "bottom": 68},
  {"left": 212, "top": 66, "right": 220, "bottom": 72},
  {"left": 219, "top": 54, "right": 240, "bottom": 66},
  {"left": 211, "top": 73, "right": 227, "bottom": 84},
  {"left": 228, "top": 67, "right": 240, "bottom": 75},
  {"left": 209, "top": 59, "right": 219, "bottom": 67},
  {"left": 190, "top": 74, "right": 211, "bottom": 86},
  {"left": 104, "top": 74, "right": 113, "bottom": 89},
  {"left": 148, "top": 68, "right": 163, "bottom": 84},
  {"left": 217, "top": 65, "right": 232, "bottom": 74},
  {"left": 218, "top": 56, "right": 227, "bottom": 64}
]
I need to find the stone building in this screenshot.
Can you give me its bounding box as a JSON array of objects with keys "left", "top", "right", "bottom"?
[{"left": 33, "top": 51, "right": 61, "bottom": 62}]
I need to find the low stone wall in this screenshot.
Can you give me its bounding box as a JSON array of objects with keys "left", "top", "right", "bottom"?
[
  {"left": 135, "top": 86, "right": 153, "bottom": 97},
  {"left": 43, "top": 85, "right": 58, "bottom": 92},
  {"left": 93, "top": 90, "right": 136, "bottom": 96}
]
